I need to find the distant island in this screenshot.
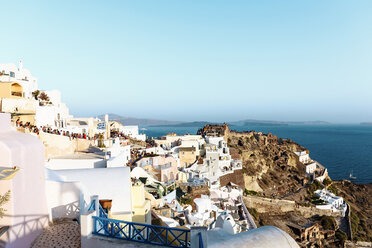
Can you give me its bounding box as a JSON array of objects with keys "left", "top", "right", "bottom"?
[
  {"left": 98, "top": 113, "right": 182, "bottom": 126},
  {"left": 230, "top": 119, "right": 330, "bottom": 126},
  {"left": 101, "top": 114, "right": 330, "bottom": 127},
  {"left": 361, "top": 122, "right": 372, "bottom": 126},
  {"left": 150, "top": 121, "right": 222, "bottom": 127}
]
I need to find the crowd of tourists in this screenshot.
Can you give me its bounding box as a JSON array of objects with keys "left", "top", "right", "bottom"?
[{"left": 15, "top": 119, "right": 89, "bottom": 140}]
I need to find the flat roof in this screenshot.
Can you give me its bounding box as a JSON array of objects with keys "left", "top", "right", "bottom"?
[{"left": 51, "top": 152, "right": 105, "bottom": 160}]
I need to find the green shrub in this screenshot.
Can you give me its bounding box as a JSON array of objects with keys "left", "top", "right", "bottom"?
[
  {"left": 308, "top": 180, "right": 322, "bottom": 196},
  {"left": 0, "top": 191, "right": 10, "bottom": 218},
  {"left": 180, "top": 197, "right": 192, "bottom": 205},
  {"left": 244, "top": 189, "right": 258, "bottom": 195},
  {"left": 248, "top": 208, "right": 259, "bottom": 220},
  {"left": 327, "top": 184, "right": 338, "bottom": 195},
  {"left": 311, "top": 196, "right": 326, "bottom": 205},
  {"left": 320, "top": 215, "right": 335, "bottom": 230},
  {"left": 335, "top": 229, "right": 347, "bottom": 243},
  {"left": 323, "top": 178, "right": 332, "bottom": 186}
]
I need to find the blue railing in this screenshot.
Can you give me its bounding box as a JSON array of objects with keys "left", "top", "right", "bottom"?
[
  {"left": 88, "top": 200, "right": 96, "bottom": 211},
  {"left": 198, "top": 232, "right": 204, "bottom": 248},
  {"left": 92, "top": 216, "right": 190, "bottom": 247},
  {"left": 99, "top": 204, "right": 108, "bottom": 218},
  {"left": 87, "top": 199, "right": 108, "bottom": 218}
]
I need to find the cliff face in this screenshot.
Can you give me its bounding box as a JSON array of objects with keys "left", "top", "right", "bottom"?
[
  {"left": 201, "top": 124, "right": 372, "bottom": 245},
  {"left": 226, "top": 129, "right": 307, "bottom": 197},
  {"left": 334, "top": 181, "right": 372, "bottom": 242}
]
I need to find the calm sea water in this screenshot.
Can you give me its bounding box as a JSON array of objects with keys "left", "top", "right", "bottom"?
[{"left": 142, "top": 124, "right": 372, "bottom": 184}]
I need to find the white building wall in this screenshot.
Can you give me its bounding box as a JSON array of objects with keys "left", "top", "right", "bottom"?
[
  {"left": 35, "top": 90, "right": 70, "bottom": 128},
  {"left": 120, "top": 125, "right": 139, "bottom": 136},
  {"left": 46, "top": 159, "right": 106, "bottom": 170},
  {"left": 0, "top": 62, "right": 38, "bottom": 99},
  {"left": 0, "top": 113, "right": 49, "bottom": 248},
  {"left": 53, "top": 167, "right": 132, "bottom": 215},
  {"left": 1, "top": 98, "right": 38, "bottom": 113},
  {"left": 46, "top": 180, "right": 82, "bottom": 221},
  {"left": 305, "top": 162, "right": 317, "bottom": 174}
]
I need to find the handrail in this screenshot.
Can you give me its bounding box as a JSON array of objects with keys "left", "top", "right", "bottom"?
[
  {"left": 99, "top": 204, "right": 108, "bottom": 218},
  {"left": 88, "top": 199, "right": 96, "bottom": 211},
  {"left": 92, "top": 216, "right": 190, "bottom": 247},
  {"left": 87, "top": 199, "right": 108, "bottom": 218},
  {"left": 198, "top": 232, "right": 204, "bottom": 248}
]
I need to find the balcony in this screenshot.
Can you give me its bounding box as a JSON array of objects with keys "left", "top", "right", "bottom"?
[{"left": 11, "top": 91, "right": 22, "bottom": 97}]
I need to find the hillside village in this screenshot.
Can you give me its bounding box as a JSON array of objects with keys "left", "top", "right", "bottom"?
[{"left": 0, "top": 62, "right": 371, "bottom": 248}]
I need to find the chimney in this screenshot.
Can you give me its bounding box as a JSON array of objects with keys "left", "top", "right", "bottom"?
[{"left": 19, "top": 60, "right": 23, "bottom": 71}]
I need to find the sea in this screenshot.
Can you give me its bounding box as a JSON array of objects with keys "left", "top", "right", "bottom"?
[{"left": 142, "top": 124, "right": 372, "bottom": 184}]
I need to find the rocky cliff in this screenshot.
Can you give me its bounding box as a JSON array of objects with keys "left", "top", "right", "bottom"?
[
  {"left": 201, "top": 124, "right": 307, "bottom": 197},
  {"left": 201, "top": 124, "right": 372, "bottom": 244}
]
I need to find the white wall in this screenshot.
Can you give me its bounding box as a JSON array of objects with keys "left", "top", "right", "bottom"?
[
  {"left": 120, "top": 126, "right": 139, "bottom": 136},
  {"left": 46, "top": 159, "right": 106, "bottom": 170},
  {"left": 53, "top": 167, "right": 132, "bottom": 215},
  {"left": 0, "top": 62, "right": 38, "bottom": 99},
  {"left": 0, "top": 113, "right": 49, "bottom": 248},
  {"left": 46, "top": 180, "right": 82, "bottom": 221},
  {"left": 107, "top": 149, "right": 130, "bottom": 167}
]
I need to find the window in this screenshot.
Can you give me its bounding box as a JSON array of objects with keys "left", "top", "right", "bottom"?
[{"left": 9, "top": 71, "right": 15, "bottom": 77}]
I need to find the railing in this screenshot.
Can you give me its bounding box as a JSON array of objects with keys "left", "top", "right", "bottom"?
[
  {"left": 88, "top": 200, "right": 96, "bottom": 211},
  {"left": 87, "top": 199, "right": 108, "bottom": 218},
  {"left": 99, "top": 205, "right": 108, "bottom": 218},
  {"left": 198, "top": 232, "right": 204, "bottom": 248},
  {"left": 92, "top": 216, "right": 190, "bottom": 247}
]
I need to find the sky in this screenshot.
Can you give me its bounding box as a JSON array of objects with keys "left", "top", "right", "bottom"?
[{"left": 1, "top": 0, "right": 372, "bottom": 123}]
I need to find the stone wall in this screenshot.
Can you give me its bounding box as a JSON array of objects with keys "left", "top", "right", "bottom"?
[
  {"left": 244, "top": 195, "right": 341, "bottom": 218},
  {"left": 244, "top": 195, "right": 295, "bottom": 213},
  {"left": 38, "top": 132, "right": 95, "bottom": 159}
]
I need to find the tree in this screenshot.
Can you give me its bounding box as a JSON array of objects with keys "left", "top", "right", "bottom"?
[
  {"left": 0, "top": 191, "right": 10, "bottom": 218},
  {"left": 32, "top": 90, "right": 40, "bottom": 100},
  {"left": 38, "top": 92, "right": 50, "bottom": 101}
]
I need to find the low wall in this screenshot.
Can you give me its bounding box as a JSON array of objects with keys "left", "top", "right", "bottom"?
[
  {"left": 46, "top": 158, "right": 106, "bottom": 170},
  {"left": 244, "top": 195, "right": 295, "bottom": 213},
  {"left": 46, "top": 181, "right": 82, "bottom": 221},
  {"left": 38, "top": 132, "right": 95, "bottom": 158},
  {"left": 244, "top": 195, "right": 341, "bottom": 218},
  {"left": 296, "top": 205, "right": 341, "bottom": 218}
]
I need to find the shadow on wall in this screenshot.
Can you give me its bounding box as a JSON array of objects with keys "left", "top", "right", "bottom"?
[
  {"left": 86, "top": 145, "right": 102, "bottom": 153},
  {"left": 94, "top": 160, "right": 106, "bottom": 168},
  {"left": 51, "top": 201, "right": 80, "bottom": 220},
  {"left": 1, "top": 214, "right": 49, "bottom": 248}
]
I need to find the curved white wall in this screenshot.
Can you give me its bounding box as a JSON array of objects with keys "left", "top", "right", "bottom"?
[{"left": 0, "top": 113, "right": 49, "bottom": 248}]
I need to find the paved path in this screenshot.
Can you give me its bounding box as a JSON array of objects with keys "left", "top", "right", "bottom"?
[{"left": 31, "top": 219, "right": 81, "bottom": 248}]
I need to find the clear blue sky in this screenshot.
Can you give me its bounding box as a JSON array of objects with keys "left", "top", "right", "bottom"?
[{"left": 2, "top": 1, "right": 372, "bottom": 123}]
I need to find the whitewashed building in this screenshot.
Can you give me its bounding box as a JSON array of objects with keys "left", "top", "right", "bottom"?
[
  {"left": 185, "top": 136, "right": 242, "bottom": 187},
  {"left": 0, "top": 61, "right": 38, "bottom": 99},
  {"left": 120, "top": 125, "right": 146, "bottom": 141},
  {"left": 35, "top": 90, "right": 71, "bottom": 128},
  {"left": 295, "top": 151, "right": 311, "bottom": 164},
  {"left": 314, "top": 189, "right": 347, "bottom": 216}
]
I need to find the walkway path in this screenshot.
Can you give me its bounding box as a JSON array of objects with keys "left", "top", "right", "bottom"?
[{"left": 31, "top": 219, "right": 81, "bottom": 248}]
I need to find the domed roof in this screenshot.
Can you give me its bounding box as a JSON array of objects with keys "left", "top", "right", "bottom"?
[{"left": 208, "top": 225, "right": 299, "bottom": 248}]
